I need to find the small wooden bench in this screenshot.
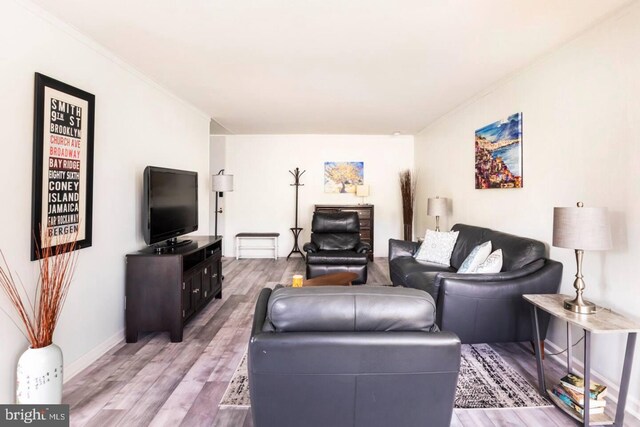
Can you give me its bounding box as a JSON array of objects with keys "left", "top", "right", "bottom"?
[{"left": 235, "top": 233, "right": 280, "bottom": 260}]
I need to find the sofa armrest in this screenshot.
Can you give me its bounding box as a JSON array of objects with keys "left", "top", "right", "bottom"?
[
  {"left": 303, "top": 242, "right": 319, "bottom": 253},
  {"left": 389, "top": 239, "right": 420, "bottom": 261},
  {"left": 436, "top": 259, "right": 563, "bottom": 344},
  {"left": 433, "top": 259, "right": 545, "bottom": 290},
  {"left": 354, "top": 241, "right": 371, "bottom": 254},
  {"left": 251, "top": 288, "right": 273, "bottom": 337}
]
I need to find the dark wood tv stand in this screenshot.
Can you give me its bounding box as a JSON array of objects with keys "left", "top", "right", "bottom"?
[{"left": 125, "top": 236, "right": 222, "bottom": 343}]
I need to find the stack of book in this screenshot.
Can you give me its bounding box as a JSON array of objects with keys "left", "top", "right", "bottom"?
[{"left": 550, "top": 373, "right": 608, "bottom": 417}]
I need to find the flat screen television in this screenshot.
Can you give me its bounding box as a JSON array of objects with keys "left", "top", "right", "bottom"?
[{"left": 143, "top": 166, "right": 198, "bottom": 248}]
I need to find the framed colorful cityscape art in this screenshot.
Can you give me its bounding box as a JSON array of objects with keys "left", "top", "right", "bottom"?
[
  {"left": 475, "top": 113, "right": 523, "bottom": 189},
  {"left": 324, "top": 161, "right": 364, "bottom": 193}
]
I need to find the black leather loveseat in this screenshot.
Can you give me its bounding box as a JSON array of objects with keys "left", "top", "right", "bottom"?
[
  {"left": 249, "top": 286, "right": 461, "bottom": 427},
  {"left": 389, "top": 224, "right": 563, "bottom": 344}
]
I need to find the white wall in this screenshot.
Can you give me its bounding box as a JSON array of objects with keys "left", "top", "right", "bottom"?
[
  {"left": 224, "top": 135, "right": 414, "bottom": 258},
  {"left": 414, "top": 2, "right": 640, "bottom": 413},
  {"left": 0, "top": 1, "right": 210, "bottom": 403},
  {"left": 209, "top": 135, "right": 226, "bottom": 234}
]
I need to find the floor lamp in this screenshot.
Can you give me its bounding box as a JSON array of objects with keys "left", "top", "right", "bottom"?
[{"left": 212, "top": 169, "right": 234, "bottom": 238}]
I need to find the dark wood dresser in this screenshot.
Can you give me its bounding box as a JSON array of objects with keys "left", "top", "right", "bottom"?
[{"left": 314, "top": 204, "right": 374, "bottom": 261}]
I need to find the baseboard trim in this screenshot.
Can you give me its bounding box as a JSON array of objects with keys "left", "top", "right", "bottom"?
[
  {"left": 63, "top": 329, "right": 124, "bottom": 383},
  {"left": 544, "top": 339, "right": 640, "bottom": 421}
]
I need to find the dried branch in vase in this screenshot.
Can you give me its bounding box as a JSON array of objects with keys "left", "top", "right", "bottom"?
[
  {"left": 0, "top": 229, "right": 78, "bottom": 348},
  {"left": 399, "top": 169, "right": 416, "bottom": 227}
]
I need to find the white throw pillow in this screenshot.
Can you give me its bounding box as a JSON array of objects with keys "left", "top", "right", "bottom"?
[
  {"left": 458, "top": 241, "right": 492, "bottom": 274},
  {"left": 414, "top": 229, "right": 459, "bottom": 265},
  {"left": 476, "top": 249, "right": 503, "bottom": 274}
]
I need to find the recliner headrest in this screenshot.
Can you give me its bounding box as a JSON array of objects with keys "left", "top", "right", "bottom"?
[
  {"left": 266, "top": 286, "right": 437, "bottom": 332},
  {"left": 312, "top": 212, "right": 360, "bottom": 233}
]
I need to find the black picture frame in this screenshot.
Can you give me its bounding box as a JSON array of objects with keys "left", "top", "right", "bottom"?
[{"left": 31, "top": 73, "right": 95, "bottom": 260}]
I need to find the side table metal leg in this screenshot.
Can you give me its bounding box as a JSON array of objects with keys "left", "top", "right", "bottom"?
[
  {"left": 567, "top": 322, "right": 573, "bottom": 374},
  {"left": 531, "top": 305, "right": 546, "bottom": 393},
  {"left": 583, "top": 330, "right": 591, "bottom": 427},
  {"left": 615, "top": 332, "right": 637, "bottom": 426}
]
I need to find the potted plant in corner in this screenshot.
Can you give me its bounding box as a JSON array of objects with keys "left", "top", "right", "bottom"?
[
  {"left": 399, "top": 170, "right": 416, "bottom": 241},
  {"left": 0, "top": 230, "right": 78, "bottom": 404}
]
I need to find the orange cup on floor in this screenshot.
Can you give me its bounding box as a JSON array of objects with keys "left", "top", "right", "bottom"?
[{"left": 292, "top": 275, "right": 303, "bottom": 287}]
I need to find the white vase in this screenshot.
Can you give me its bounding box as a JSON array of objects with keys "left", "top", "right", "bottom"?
[{"left": 16, "top": 343, "right": 63, "bottom": 404}]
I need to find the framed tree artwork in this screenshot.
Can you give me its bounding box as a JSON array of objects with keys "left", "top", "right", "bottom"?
[
  {"left": 31, "top": 73, "right": 95, "bottom": 260},
  {"left": 324, "top": 161, "right": 364, "bottom": 193}
]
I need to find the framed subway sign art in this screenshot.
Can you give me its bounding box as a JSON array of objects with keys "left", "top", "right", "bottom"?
[{"left": 31, "top": 73, "right": 95, "bottom": 260}]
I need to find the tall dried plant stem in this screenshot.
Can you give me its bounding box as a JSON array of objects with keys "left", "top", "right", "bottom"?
[
  {"left": 0, "top": 252, "right": 37, "bottom": 344},
  {"left": 0, "top": 228, "right": 78, "bottom": 348},
  {"left": 399, "top": 169, "right": 417, "bottom": 227}
]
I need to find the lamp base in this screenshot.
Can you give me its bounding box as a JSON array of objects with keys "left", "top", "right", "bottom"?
[{"left": 563, "top": 297, "right": 597, "bottom": 314}]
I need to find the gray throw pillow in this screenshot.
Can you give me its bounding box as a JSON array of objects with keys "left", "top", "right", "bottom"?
[{"left": 458, "top": 241, "right": 492, "bottom": 273}]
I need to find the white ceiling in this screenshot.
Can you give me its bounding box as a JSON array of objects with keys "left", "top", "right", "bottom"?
[{"left": 31, "top": 0, "right": 631, "bottom": 134}]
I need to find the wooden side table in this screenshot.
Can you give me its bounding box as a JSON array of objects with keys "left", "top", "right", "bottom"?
[{"left": 524, "top": 294, "right": 640, "bottom": 426}]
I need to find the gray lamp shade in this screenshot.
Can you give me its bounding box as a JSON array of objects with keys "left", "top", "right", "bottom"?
[
  {"left": 212, "top": 174, "right": 234, "bottom": 192},
  {"left": 427, "top": 197, "right": 448, "bottom": 217},
  {"left": 553, "top": 205, "right": 612, "bottom": 250}
]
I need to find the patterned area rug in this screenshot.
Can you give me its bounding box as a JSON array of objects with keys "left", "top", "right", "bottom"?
[
  {"left": 456, "top": 344, "right": 550, "bottom": 408},
  {"left": 219, "top": 343, "right": 550, "bottom": 408}
]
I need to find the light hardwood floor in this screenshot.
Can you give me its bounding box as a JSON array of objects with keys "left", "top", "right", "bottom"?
[{"left": 63, "top": 258, "right": 640, "bottom": 426}]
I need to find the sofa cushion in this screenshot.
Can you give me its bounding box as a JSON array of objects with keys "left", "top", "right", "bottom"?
[
  {"left": 485, "top": 230, "right": 545, "bottom": 271},
  {"left": 414, "top": 230, "right": 459, "bottom": 265},
  {"left": 266, "top": 286, "right": 437, "bottom": 332},
  {"left": 307, "top": 250, "right": 368, "bottom": 265},
  {"left": 449, "top": 224, "right": 490, "bottom": 269},
  {"left": 476, "top": 249, "right": 503, "bottom": 273},
  {"left": 450, "top": 224, "right": 546, "bottom": 271},
  {"left": 404, "top": 271, "right": 442, "bottom": 301},
  {"left": 458, "top": 241, "right": 492, "bottom": 273},
  {"left": 311, "top": 233, "right": 360, "bottom": 251},
  {"left": 390, "top": 256, "right": 455, "bottom": 285}
]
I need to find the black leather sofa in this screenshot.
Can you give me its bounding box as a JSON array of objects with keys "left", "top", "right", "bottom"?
[
  {"left": 389, "top": 224, "right": 563, "bottom": 344},
  {"left": 303, "top": 211, "right": 371, "bottom": 284},
  {"left": 249, "top": 286, "right": 461, "bottom": 427}
]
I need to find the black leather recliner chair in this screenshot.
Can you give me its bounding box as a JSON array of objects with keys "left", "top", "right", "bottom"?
[
  {"left": 249, "top": 286, "right": 461, "bottom": 427},
  {"left": 303, "top": 212, "right": 371, "bottom": 284}
]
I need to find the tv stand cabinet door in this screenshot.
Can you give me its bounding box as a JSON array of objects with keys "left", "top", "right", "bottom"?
[
  {"left": 183, "top": 269, "right": 203, "bottom": 319},
  {"left": 201, "top": 261, "right": 214, "bottom": 300},
  {"left": 213, "top": 251, "right": 222, "bottom": 298},
  {"left": 125, "top": 254, "right": 182, "bottom": 343}
]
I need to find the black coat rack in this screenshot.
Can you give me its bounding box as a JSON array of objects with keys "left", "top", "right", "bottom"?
[{"left": 287, "top": 167, "right": 306, "bottom": 259}]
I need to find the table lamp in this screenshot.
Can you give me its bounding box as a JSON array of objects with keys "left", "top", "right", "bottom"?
[
  {"left": 552, "top": 202, "right": 612, "bottom": 314},
  {"left": 427, "top": 196, "right": 448, "bottom": 231},
  {"left": 212, "top": 169, "right": 234, "bottom": 237},
  {"left": 356, "top": 184, "right": 370, "bottom": 205}
]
